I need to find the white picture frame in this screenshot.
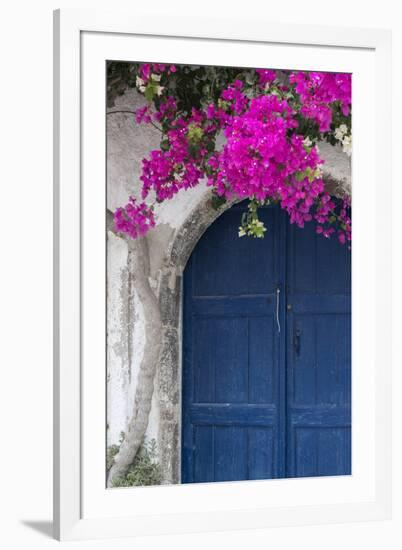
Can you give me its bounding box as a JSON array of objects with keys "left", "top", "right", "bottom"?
[{"left": 53, "top": 8, "right": 392, "bottom": 541}]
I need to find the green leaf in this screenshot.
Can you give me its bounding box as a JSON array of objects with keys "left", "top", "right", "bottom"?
[
  {"left": 210, "top": 194, "right": 227, "bottom": 210},
  {"left": 188, "top": 143, "right": 199, "bottom": 157},
  {"left": 205, "top": 140, "right": 216, "bottom": 153},
  {"left": 160, "top": 139, "right": 169, "bottom": 151},
  {"left": 144, "top": 84, "right": 155, "bottom": 102}
]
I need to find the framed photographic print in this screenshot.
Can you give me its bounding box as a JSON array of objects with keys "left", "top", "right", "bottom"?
[{"left": 54, "top": 8, "right": 392, "bottom": 541}]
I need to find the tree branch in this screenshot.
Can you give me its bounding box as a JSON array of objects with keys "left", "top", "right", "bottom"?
[
  {"left": 106, "top": 236, "right": 162, "bottom": 487},
  {"left": 107, "top": 110, "right": 163, "bottom": 132}
]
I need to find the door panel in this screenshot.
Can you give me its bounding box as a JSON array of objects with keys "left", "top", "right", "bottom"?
[
  {"left": 286, "top": 219, "right": 351, "bottom": 478},
  {"left": 191, "top": 205, "right": 279, "bottom": 297},
  {"left": 182, "top": 201, "right": 351, "bottom": 483},
  {"left": 191, "top": 425, "right": 276, "bottom": 483},
  {"left": 182, "top": 203, "right": 283, "bottom": 483},
  {"left": 292, "top": 426, "right": 351, "bottom": 477},
  {"left": 214, "top": 426, "right": 248, "bottom": 482},
  {"left": 193, "top": 317, "right": 249, "bottom": 404},
  {"left": 248, "top": 427, "right": 275, "bottom": 479}
]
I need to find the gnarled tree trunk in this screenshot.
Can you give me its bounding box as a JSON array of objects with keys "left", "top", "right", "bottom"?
[{"left": 107, "top": 236, "right": 162, "bottom": 487}]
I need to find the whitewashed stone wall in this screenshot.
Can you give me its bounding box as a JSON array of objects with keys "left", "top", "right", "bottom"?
[{"left": 107, "top": 89, "right": 214, "bottom": 482}]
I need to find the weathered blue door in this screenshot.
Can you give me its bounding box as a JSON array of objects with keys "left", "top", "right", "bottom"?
[{"left": 182, "top": 201, "right": 351, "bottom": 483}]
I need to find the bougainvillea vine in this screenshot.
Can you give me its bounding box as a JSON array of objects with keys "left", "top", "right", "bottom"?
[{"left": 110, "top": 63, "right": 351, "bottom": 245}]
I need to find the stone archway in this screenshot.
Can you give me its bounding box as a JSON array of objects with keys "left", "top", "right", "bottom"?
[{"left": 155, "top": 192, "right": 236, "bottom": 484}]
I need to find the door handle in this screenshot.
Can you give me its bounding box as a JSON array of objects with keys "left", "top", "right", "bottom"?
[
  {"left": 276, "top": 287, "right": 281, "bottom": 333},
  {"left": 294, "top": 328, "right": 301, "bottom": 357}
]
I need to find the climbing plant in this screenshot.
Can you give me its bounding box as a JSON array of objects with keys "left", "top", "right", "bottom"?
[
  {"left": 107, "top": 435, "right": 162, "bottom": 487},
  {"left": 108, "top": 62, "right": 351, "bottom": 245}
]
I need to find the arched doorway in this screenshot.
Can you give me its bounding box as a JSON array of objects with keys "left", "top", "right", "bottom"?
[{"left": 182, "top": 201, "right": 351, "bottom": 483}]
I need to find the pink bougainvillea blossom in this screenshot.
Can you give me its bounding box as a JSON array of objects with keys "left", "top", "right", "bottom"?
[
  {"left": 289, "top": 71, "right": 351, "bottom": 132},
  {"left": 256, "top": 69, "right": 277, "bottom": 86},
  {"left": 153, "top": 96, "right": 177, "bottom": 122},
  {"left": 206, "top": 93, "right": 333, "bottom": 231},
  {"left": 139, "top": 63, "right": 177, "bottom": 81},
  {"left": 139, "top": 107, "right": 209, "bottom": 201},
  {"left": 134, "top": 105, "right": 152, "bottom": 124},
  {"left": 114, "top": 197, "right": 155, "bottom": 239}
]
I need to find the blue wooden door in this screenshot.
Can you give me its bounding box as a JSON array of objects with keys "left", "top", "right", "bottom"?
[
  {"left": 182, "top": 201, "right": 351, "bottom": 483},
  {"left": 286, "top": 219, "right": 351, "bottom": 477}
]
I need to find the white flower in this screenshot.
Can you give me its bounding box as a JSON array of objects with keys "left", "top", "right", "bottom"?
[
  {"left": 334, "top": 124, "right": 348, "bottom": 141},
  {"left": 156, "top": 86, "right": 165, "bottom": 96},
  {"left": 136, "top": 76, "right": 145, "bottom": 87},
  {"left": 303, "top": 136, "right": 313, "bottom": 148},
  {"left": 314, "top": 166, "right": 323, "bottom": 178},
  {"left": 342, "top": 135, "right": 352, "bottom": 157},
  {"left": 151, "top": 73, "right": 162, "bottom": 82},
  {"left": 238, "top": 227, "right": 247, "bottom": 237}
]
